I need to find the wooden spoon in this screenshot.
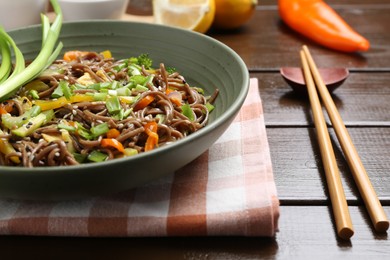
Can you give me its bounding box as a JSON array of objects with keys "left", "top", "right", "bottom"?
[{"left": 280, "top": 67, "right": 349, "bottom": 93}]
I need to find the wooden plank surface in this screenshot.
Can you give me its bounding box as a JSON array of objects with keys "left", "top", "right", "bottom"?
[
  {"left": 210, "top": 3, "right": 390, "bottom": 71},
  {"left": 254, "top": 73, "right": 390, "bottom": 126},
  {"left": 267, "top": 127, "right": 390, "bottom": 202}
]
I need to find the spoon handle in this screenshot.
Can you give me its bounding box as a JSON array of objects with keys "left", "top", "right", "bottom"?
[
  {"left": 302, "top": 45, "right": 389, "bottom": 233},
  {"left": 300, "top": 50, "right": 354, "bottom": 240}
]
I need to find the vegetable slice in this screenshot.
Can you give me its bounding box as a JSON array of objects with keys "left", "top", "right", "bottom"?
[
  {"left": 0, "top": 129, "right": 20, "bottom": 163},
  {"left": 101, "top": 138, "right": 125, "bottom": 153},
  {"left": 134, "top": 95, "right": 154, "bottom": 111},
  {"left": 106, "top": 128, "right": 120, "bottom": 138},
  {"left": 144, "top": 121, "right": 159, "bottom": 151}
]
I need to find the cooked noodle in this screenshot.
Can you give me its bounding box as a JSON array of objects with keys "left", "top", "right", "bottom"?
[{"left": 0, "top": 51, "right": 218, "bottom": 167}]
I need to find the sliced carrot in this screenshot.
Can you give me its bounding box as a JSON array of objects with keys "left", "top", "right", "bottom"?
[
  {"left": 63, "top": 50, "right": 89, "bottom": 62},
  {"left": 144, "top": 121, "right": 159, "bottom": 151},
  {"left": 101, "top": 138, "right": 125, "bottom": 153},
  {"left": 106, "top": 128, "right": 120, "bottom": 139},
  {"left": 167, "top": 91, "right": 182, "bottom": 106},
  {"left": 0, "top": 100, "right": 15, "bottom": 115},
  {"left": 134, "top": 95, "right": 154, "bottom": 111}
]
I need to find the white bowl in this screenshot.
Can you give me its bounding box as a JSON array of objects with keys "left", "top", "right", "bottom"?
[
  {"left": 0, "top": 0, "right": 47, "bottom": 30},
  {"left": 58, "top": 0, "right": 129, "bottom": 21}
]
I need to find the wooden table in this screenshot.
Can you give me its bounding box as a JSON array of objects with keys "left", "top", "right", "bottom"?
[{"left": 1, "top": 0, "right": 389, "bottom": 258}]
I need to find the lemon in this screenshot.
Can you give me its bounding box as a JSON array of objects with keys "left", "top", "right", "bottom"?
[
  {"left": 213, "top": 0, "right": 257, "bottom": 30},
  {"left": 153, "top": 0, "right": 216, "bottom": 33}
]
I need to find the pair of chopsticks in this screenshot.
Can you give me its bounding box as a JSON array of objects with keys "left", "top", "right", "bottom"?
[{"left": 300, "top": 45, "right": 389, "bottom": 240}]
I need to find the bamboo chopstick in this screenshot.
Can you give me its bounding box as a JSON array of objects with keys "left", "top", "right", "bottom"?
[
  {"left": 302, "top": 45, "right": 389, "bottom": 233},
  {"left": 300, "top": 50, "right": 354, "bottom": 240}
]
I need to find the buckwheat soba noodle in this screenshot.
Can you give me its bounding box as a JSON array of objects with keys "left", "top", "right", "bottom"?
[{"left": 0, "top": 51, "right": 218, "bottom": 167}]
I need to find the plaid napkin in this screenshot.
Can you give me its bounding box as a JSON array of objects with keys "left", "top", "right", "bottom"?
[{"left": 0, "top": 78, "right": 279, "bottom": 237}]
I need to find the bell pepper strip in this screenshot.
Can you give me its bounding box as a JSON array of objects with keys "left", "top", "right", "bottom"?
[
  {"left": 60, "top": 129, "right": 76, "bottom": 153},
  {"left": 134, "top": 95, "right": 154, "bottom": 111},
  {"left": 278, "top": 0, "right": 370, "bottom": 52},
  {"left": 106, "top": 128, "right": 120, "bottom": 139},
  {"left": 33, "top": 94, "right": 94, "bottom": 111},
  {"left": 41, "top": 133, "right": 62, "bottom": 143},
  {"left": 63, "top": 50, "right": 89, "bottom": 62},
  {"left": 144, "top": 121, "right": 159, "bottom": 151},
  {"left": 100, "top": 50, "right": 112, "bottom": 59},
  {"left": 0, "top": 129, "right": 20, "bottom": 164},
  {"left": 101, "top": 138, "right": 125, "bottom": 153}
]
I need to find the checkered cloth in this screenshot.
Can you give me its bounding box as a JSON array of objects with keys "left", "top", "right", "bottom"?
[{"left": 0, "top": 78, "right": 279, "bottom": 237}]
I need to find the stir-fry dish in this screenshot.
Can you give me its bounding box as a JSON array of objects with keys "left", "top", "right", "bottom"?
[{"left": 0, "top": 51, "right": 218, "bottom": 167}]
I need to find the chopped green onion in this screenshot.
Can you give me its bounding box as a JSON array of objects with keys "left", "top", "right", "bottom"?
[
  {"left": 51, "top": 85, "right": 64, "bottom": 98},
  {"left": 194, "top": 87, "right": 205, "bottom": 95},
  {"left": 93, "top": 92, "right": 108, "bottom": 101},
  {"left": 123, "top": 108, "right": 133, "bottom": 118},
  {"left": 90, "top": 122, "right": 109, "bottom": 137},
  {"left": 73, "top": 152, "right": 87, "bottom": 163},
  {"left": 181, "top": 104, "right": 195, "bottom": 121},
  {"left": 88, "top": 150, "right": 108, "bottom": 162},
  {"left": 22, "top": 80, "right": 50, "bottom": 96},
  {"left": 117, "top": 87, "right": 131, "bottom": 96},
  {"left": 113, "top": 62, "right": 127, "bottom": 72},
  {"left": 128, "top": 64, "right": 141, "bottom": 76},
  {"left": 60, "top": 80, "right": 72, "bottom": 100},
  {"left": 205, "top": 102, "right": 215, "bottom": 113},
  {"left": 156, "top": 114, "right": 166, "bottom": 124},
  {"left": 135, "top": 85, "right": 149, "bottom": 92},
  {"left": 123, "top": 148, "right": 138, "bottom": 157},
  {"left": 106, "top": 96, "right": 121, "bottom": 114},
  {"left": 58, "top": 123, "right": 76, "bottom": 132},
  {"left": 29, "top": 90, "right": 40, "bottom": 100},
  {"left": 129, "top": 75, "right": 147, "bottom": 86},
  {"left": 110, "top": 81, "right": 118, "bottom": 89},
  {"left": 75, "top": 122, "right": 93, "bottom": 140},
  {"left": 88, "top": 82, "right": 111, "bottom": 90}
]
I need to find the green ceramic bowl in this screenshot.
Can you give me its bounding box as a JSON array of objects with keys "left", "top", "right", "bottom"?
[{"left": 1, "top": 21, "right": 249, "bottom": 200}]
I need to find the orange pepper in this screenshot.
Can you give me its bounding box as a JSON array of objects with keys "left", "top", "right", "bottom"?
[
  {"left": 165, "top": 89, "right": 182, "bottom": 107},
  {"left": 134, "top": 95, "right": 154, "bottom": 111},
  {"left": 63, "top": 50, "right": 89, "bottom": 61},
  {"left": 106, "top": 128, "right": 120, "bottom": 139},
  {"left": 144, "top": 121, "right": 159, "bottom": 151},
  {"left": 0, "top": 100, "right": 14, "bottom": 114},
  {"left": 101, "top": 138, "right": 125, "bottom": 153},
  {"left": 278, "top": 0, "right": 370, "bottom": 52}
]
